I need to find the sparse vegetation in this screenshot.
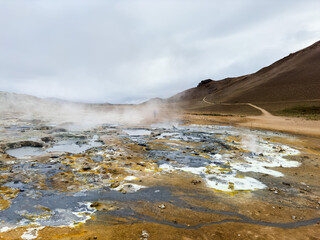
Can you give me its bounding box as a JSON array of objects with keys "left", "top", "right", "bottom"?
[
  {"left": 188, "top": 112, "right": 234, "bottom": 117},
  {"left": 277, "top": 105, "right": 320, "bottom": 120}
]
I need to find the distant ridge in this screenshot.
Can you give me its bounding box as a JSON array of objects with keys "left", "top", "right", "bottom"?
[{"left": 168, "top": 41, "right": 320, "bottom": 104}]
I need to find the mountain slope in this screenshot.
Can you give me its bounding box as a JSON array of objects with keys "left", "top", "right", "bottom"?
[{"left": 168, "top": 40, "right": 320, "bottom": 106}]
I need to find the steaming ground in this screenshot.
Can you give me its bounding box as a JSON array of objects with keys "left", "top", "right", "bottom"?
[
  {"left": 0, "top": 91, "right": 170, "bottom": 127},
  {"left": 0, "top": 95, "right": 319, "bottom": 239}
]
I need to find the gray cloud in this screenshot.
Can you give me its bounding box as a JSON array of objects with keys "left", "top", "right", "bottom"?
[{"left": 0, "top": 0, "right": 319, "bottom": 103}]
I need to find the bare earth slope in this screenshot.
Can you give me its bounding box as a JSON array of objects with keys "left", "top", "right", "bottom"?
[{"left": 168, "top": 40, "right": 320, "bottom": 105}]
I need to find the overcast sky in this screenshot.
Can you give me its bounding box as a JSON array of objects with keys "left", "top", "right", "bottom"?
[{"left": 0, "top": 0, "right": 319, "bottom": 103}]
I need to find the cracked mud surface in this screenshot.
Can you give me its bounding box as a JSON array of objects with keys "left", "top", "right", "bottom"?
[{"left": 0, "top": 116, "right": 319, "bottom": 239}]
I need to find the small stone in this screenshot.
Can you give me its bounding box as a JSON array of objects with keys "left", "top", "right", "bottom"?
[
  {"left": 228, "top": 182, "right": 235, "bottom": 190},
  {"left": 90, "top": 202, "right": 100, "bottom": 208},
  {"left": 41, "top": 136, "right": 54, "bottom": 143},
  {"left": 110, "top": 182, "right": 120, "bottom": 188},
  {"left": 268, "top": 187, "right": 278, "bottom": 192},
  {"left": 140, "top": 230, "right": 149, "bottom": 240},
  {"left": 282, "top": 182, "right": 291, "bottom": 186},
  {"left": 158, "top": 204, "right": 166, "bottom": 209},
  {"left": 292, "top": 216, "right": 296, "bottom": 220},
  {"left": 82, "top": 166, "right": 91, "bottom": 171},
  {"left": 137, "top": 162, "right": 146, "bottom": 167},
  {"left": 191, "top": 179, "right": 201, "bottom": 185}
]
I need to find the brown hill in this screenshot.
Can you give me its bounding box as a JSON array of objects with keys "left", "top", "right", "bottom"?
[{"left": 168, "top": 41, "right": 320, "bottom": 108}]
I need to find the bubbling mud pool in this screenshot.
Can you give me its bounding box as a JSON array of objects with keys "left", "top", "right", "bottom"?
[
  {"left": 6, "top": 136, "right": 102, "bottom": 158},
  {"left": 0, "top": 122, "right": 319, "bottom": 239}
]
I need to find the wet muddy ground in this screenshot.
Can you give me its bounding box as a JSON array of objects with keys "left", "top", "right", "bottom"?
[{"left": 0, "top": 116, "right": 319, "bottom": 239}]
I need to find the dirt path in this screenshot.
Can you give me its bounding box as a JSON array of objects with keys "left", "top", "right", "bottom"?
[
  {"left": 202, "top": 97, "right": 273, "bottom": 116},
  {"left": 246, "top": 103, "right": 273, "bottom": 116},
  {"left": 202, "top": 96, "right": 215, "bottom": 105}
]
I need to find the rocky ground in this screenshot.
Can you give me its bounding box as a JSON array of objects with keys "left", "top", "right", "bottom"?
[{"left": 0, "top": 113, "right": 319, "bottom": 239}]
